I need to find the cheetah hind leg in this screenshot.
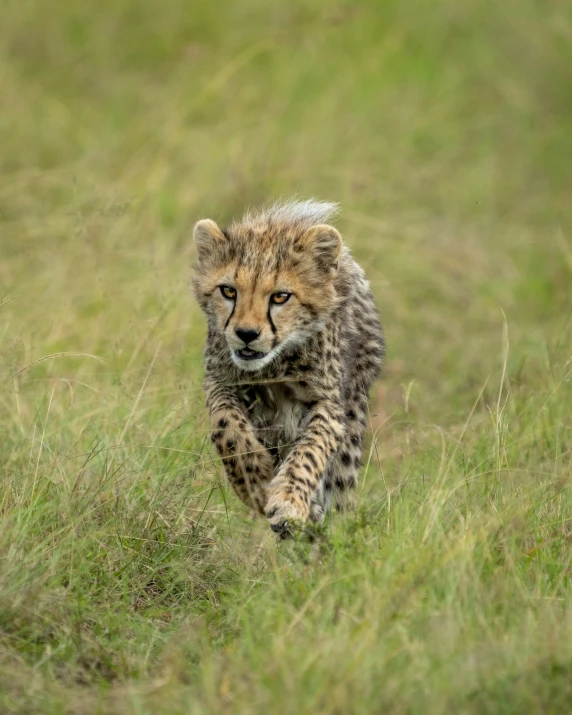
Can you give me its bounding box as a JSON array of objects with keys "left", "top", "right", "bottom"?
[{"left": 323, "top": 450, "right": 361, "bottom": 515}]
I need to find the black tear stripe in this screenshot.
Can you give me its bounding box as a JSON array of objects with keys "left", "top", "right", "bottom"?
[
  {"left": 267, "top": 303, "right": 277, "bottom": 334},
  {"left": 224, "top": 301, "right": 236, "bottom": 330},
  {"left": 266, "top": 266, "right": 279, "bottom": 335},
  {"left": 221, "top": 263, "right": 240, "bottom": 330}
]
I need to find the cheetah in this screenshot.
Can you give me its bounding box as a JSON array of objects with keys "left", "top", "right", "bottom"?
[{"left": 192, "top": 200, "right": 384, "bottom": 536}]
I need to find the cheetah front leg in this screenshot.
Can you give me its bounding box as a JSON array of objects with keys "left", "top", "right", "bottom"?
[
  {"left": 206, "top": 383, "right": 275, "bottom": 514},
  {"left": 265, "top": 399, "right": 344, "bottom": 536}
]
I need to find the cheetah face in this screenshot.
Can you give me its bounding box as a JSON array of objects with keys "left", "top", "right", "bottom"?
[{"left": 192, "top": 218, "right": 342, "bottom": 372}]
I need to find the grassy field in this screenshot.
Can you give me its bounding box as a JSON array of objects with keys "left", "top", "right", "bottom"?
[{"left": 1, "top": 0, "right": 572, "bottom": 712}]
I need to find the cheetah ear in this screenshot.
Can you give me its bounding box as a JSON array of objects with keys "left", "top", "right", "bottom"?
[
  {"left": 300, "top": 224, "right": 342, "bottom": 274},
  {"left": 193, "top": 219, "right": 227, "bottom": 263}
]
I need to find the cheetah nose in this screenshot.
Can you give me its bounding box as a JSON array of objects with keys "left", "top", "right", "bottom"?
[{"left": 235, "top": 328, "right": 260, "bottom": 345}]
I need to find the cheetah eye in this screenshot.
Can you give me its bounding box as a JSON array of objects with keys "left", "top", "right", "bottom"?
[
  {"left": 270, "top": 292, "right": 291, "bottom": 305},
  {"left": 219, "top": 285, "right": 237, "bottom": 300}
]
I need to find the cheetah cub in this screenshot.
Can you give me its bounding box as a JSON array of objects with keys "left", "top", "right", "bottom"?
[{"left": 192, "top": 200, "right": 384, "bottom": 536}]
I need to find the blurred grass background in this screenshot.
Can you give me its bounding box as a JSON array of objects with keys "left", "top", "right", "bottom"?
[{"left": 1, "top": 0, "right": 572, "bottom": 712}]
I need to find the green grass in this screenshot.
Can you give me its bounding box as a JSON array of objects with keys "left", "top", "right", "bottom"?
[{"left": 1, "top": 0, "right": 572, "bottom": 712}]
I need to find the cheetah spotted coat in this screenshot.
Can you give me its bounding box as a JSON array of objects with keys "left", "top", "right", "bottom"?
[{"left": 192, "top": 200, "right": 384, "bottom": 536}]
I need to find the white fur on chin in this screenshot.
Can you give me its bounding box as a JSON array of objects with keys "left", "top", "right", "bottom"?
[{"left": 229, "top": 329, "right": 313, "bottom": 373}]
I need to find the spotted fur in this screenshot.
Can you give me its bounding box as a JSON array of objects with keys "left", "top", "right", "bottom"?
[{"left": 191, "top": 200, "right": 384, "bottom": 536}]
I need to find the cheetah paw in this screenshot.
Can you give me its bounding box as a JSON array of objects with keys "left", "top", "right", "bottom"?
[{"left": 265, "top": 480, "right": 309, "bottom": 539}]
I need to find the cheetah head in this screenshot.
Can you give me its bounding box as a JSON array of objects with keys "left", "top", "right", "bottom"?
[{"left": 191, "top": 212, "right": 342, "bottom": 372}]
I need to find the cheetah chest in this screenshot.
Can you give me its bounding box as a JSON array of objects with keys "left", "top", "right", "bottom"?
[{"left": 239, "top": 383, "right": 307, "bottom": 457}]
